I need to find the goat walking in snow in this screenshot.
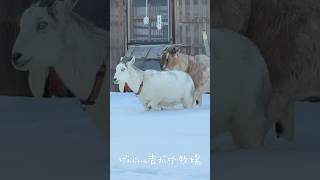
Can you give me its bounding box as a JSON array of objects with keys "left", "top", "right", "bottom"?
[
  {"left": 160, "top": 45, "right": 210, "bottom": 106},
  {"left": 113, "top": 56, "right": 195, "bottom": 111}
]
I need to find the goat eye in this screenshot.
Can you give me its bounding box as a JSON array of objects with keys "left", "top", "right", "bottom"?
[
  {"left": 121, "top": 68, "right": 125, "bottom": 72},
  {"left": 36, "top": 21, "right": 48, "bottom": 31}
]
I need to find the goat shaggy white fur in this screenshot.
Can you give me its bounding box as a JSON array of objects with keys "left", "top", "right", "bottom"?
[
  {"left": 11, "top": 0, "right": 108, "bottom": 140},
  {"left": 113, "top": 56, "right": 195, "bottom": 110},
  {"left": 212, "top": 28, "right": 272, "bottom": 149}
]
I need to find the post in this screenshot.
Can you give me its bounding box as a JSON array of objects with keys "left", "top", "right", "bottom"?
[{"left": 202, "top": 31, "right": 210, "bottom": 57}]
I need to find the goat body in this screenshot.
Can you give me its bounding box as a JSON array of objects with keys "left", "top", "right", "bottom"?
[
  {"left": 138, "top": 70, "right": 195, "bottom": 110},
  {"left": 114, "top": 57, "right": 195, "bottom": 111}
]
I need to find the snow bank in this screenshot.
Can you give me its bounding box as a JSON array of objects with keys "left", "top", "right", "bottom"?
[
  {"left": 110, "top": 92, "right": 210, "bottom": 180},
  {"left": 213, "top": 102, "right": 320, "bottom": 180},
  {"left": 0, "top": 96, "right": 106, "bottom": 180}
]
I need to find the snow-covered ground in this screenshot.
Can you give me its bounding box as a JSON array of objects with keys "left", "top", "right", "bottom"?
[
  {"left": 0, "top": 96, "right": 106, "bottom": 180},
  {"left": 214, "top": 102, "right": 320, "bottom": 180},
  {"left": 110, "top": 92, "right": 210, "bottom": 180},
  {"left": 4, "top": 92, "right": 318, "bottom": 179}
]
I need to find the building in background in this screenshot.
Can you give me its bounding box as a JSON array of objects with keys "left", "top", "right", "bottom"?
[{"left": 110, "top": 0, "right": 210, "bottom": 91}]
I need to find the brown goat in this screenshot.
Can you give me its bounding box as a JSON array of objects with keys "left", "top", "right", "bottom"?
[{"left": 160, "top": 44, "right": 210, "bottom": 106}]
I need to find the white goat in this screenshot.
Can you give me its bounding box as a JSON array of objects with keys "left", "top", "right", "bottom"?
[
  {"left": 212, "top": 28, "right": 272, "bottom": 149},
  {"left": 160, "top": 45, "right": 210, "bottom": 106},
  {"left": 113, "top": 56, "right": 195, "bottom": 110},
  {"left": 11, "top": 0, "right": 108, "bottom": 141}
]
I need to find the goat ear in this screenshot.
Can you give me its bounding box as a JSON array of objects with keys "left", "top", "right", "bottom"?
[
  {"left": 173, "top": 46, "right": 181, "bottom": 53},
  {"left": 47, "top": 0, "right": 78, "bottom": 22},
  {"left": 47, "top": 0, "right": 64, "bottom": 20},
  {"left": 129, "top": 56, "right": 136, "bottom": 65},
  {"left": 63, "top": 0, "right": 79, "bottom": 11},
  {"left": 50, "top": 0, "right": 78, "bottom": 15},
  {"left": 31, "top": 0, "right": 41, "bottom": 7}
]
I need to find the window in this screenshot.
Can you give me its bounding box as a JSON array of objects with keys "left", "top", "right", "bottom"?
[{"left": 128, "top": 0, "right": 170, "bottom": 44}]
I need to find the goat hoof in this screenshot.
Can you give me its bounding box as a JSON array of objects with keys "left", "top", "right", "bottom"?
[
  {"left": 147, "top": 106, "right": 152, "bottom": 111},
  {"left": 275, "top": 121, "right": 284, "bottom": 138},
  {"left": 196, "top": 100, "right": 199, "bottom": 105}
]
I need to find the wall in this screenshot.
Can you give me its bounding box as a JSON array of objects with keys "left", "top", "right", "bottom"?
[
  {"left": 110, "top": 0, "right": 126, "bottom": 91},
  {"left": 174, "top": 0, "right": 210, "bottom": 55},
  {"left": 0, "top": 0, "right": 33, "bottom": 96}
]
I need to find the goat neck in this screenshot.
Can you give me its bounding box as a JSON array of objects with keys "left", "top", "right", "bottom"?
[
  {"left": 127, "top": 66, "right": 144, "bottom": 94},
  {"left": 186, "top": 55, "right": 196, "bottom": 74},
  {"left": 177, "top": 53, "right": 190, "bottom": 72},
  {"left": 54, "top": 21, "right": 106, "bottom": 101}
]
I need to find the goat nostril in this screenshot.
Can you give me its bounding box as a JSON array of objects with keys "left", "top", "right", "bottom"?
[{"left": 12, "top": 52, "right": 22, "bottom": 63}]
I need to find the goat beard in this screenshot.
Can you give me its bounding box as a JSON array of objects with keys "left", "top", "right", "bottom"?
[
  {"left": 118, "top": 81, "right": 133, "bottom": 93},
  {"left": 118, "top": 81, "right": 125, "bottom": 93}
]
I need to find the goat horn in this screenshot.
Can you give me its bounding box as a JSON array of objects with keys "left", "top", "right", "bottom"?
[
  {"left": 120, "top": 56, "right": 128, "bottom": 63},
  {"left": 171, "top": 43, "right": 186, "bottom": 47},
  {"left": 161, "top": 46, "right": 169, "bottom": 53},
  {"left": 120, "top": 56, "right": 133, "bottom": 64},
  {"left": 166, "top": 44, "right": 187, "bottom": 52}
]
